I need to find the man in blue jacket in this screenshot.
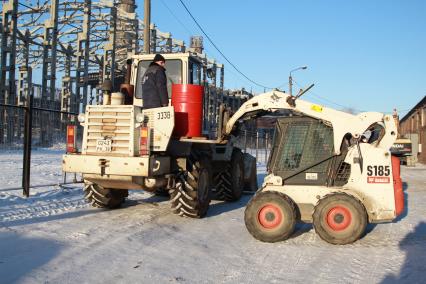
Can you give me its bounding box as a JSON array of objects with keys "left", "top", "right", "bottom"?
[{"left": 142, "top": 54, "right": 169, "bottom": 109}]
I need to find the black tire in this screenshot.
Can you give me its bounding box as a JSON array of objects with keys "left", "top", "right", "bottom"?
[
  {"left": 154, "top": 187, "right": 170, "bottom": 197},
  {"left": 83, "top": 182, "right": 128, "bottom": 209},
  {"left": 169, "top": 154, "right": 212, "bottom": 218},
  {"left": 244, "top": 153, "right": 258, "bottom": 192},
  {"left": 213, "top": 149, "right": 244, "bottom": 201},
  {"left": 313, "top": 193, "right": 367, "bottom": 245},
  {"left": 244, "top": 191, "right": 297, "bottom": 243}
]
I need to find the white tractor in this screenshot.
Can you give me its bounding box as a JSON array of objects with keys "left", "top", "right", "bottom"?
[{"left": 63, "top": 52, "right": 257, "bottom": 218}]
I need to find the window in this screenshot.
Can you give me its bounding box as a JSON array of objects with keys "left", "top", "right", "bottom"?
[
  {"left": 422, "top": 107, "right": 426, "bottom": 127},
  {"left": 135, "top": 59, "right": 182, "bottom": 99},
  {"left": 189, "top": 60, "right": 202, "bottom": 85},
  {"left": 272, "top": 119, "right": 334, "bottom": 174}
]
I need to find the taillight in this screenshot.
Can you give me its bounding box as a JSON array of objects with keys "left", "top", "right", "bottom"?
[
  {"left": 139, "top": 126, "right": 150, "bottom": 155},
  {"left": 67, "top": 125, "right": 76, "bottom": 153}
]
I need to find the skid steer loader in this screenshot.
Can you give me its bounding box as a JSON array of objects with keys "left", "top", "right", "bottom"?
[{"left": 222, "top": 90, "right": 404, "bottom": 244}]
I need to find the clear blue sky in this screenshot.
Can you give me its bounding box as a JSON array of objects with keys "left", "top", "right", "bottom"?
[{"left": 142, "top": 0, "right": 426, "bottom": 116}]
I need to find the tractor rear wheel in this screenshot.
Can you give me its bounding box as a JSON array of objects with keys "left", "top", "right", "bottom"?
[
  {"left": 244, "top": 191, "right": 297, "bottom": 242},
  {"left": 170, "top": 154, "right": 211, "bottom": 218},
  {"left": 213, "top": 149, "right": 244, "bottom": 201},
  {"left": 154, "top": 187, "right": 170, "bottom": 197},
  {"left": 83, "top": 182, "right": 127, "bottom": 209},
  {"left": 313, "top": 193, "right": 367, "bottom": 245}
]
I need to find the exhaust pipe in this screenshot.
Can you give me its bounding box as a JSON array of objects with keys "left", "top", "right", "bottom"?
[
  {"left": 101, "top": 79, "right": 112, "bottom": 105},
  {"left": 120, "top": 59, "right": 134, "bottom": 105}
]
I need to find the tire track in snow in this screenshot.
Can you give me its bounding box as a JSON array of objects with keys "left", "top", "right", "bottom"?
[{"left": 0, "top": 195, "right": 88, "bottom": 223}]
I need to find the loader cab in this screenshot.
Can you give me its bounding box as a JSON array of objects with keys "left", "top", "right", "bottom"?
[
  {"left": 131, "top": 53, "right": 205, "bottom": 107},
  {"left": 268, "top": 116, "right": 351, "bottom": 187}
]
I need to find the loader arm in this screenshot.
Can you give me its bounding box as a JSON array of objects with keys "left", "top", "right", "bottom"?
[{"left": 224, "top": 91, "right": 397, "bottom": 155}]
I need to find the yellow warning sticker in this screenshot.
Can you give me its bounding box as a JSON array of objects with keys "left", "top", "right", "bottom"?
[{"left": 311, "top": 104, "right": 323, "bottom": 112}]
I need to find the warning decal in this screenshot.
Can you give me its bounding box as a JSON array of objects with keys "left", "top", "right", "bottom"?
[{"left": 367, "top": 176, "right": 390, "bottom": 184}]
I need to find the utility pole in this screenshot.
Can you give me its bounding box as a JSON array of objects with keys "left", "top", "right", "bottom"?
[{"left": 143, "top": 0, "right": 151, "bottom": 54}]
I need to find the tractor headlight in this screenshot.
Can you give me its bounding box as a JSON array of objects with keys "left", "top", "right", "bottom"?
[
  {"left": 136, "top": 113, "right": 144, "bottom": 123},
  {"left": 77, "top": 113, "right": 85, "bottom": 123}
]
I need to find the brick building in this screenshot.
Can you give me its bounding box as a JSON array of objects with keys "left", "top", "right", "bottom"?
[{"left": 399, "top": 96, "right": 426, "bottom": 164}]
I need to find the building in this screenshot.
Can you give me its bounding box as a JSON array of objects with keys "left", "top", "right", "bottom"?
[{"left": 399, "top": 96, "right": 426, "bottom": 164}]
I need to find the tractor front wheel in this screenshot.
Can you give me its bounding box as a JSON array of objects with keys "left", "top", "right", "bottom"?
[
  {"left": 83, "top": 181, "right": 127, "bottom": 209},
  {"left": 213, "top": 149, "right": 244, "bottom": 201},
  {"left": 169, "top": 155, "right": 211, "bottom": 218}
]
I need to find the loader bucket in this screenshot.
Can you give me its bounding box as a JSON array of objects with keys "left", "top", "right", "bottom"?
[{"left": 243, "top": 153, "right": 258, "bottom": 192}]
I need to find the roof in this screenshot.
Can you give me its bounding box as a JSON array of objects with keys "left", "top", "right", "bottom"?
[{"left": 400, "top": 95, "right": 426, "bottom": 123}]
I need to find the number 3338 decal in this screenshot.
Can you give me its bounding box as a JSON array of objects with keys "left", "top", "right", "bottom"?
[{"left": 367, "top": 165, "right": 391, "bottom": 184}]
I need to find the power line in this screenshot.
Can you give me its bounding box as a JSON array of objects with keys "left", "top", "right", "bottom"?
[
  {"left": 292, "top": 79, "right": 364, "bottom": 111},
  {"left": 159, "top": 0, "right": 254, "bottom": 90},
  {"left": 177, "top": 0, "right": 275, "bottom": 90},
  {"left": 159, "top": 0, "right": 194, "bottom": 36},
  {"left": 293, "top": 80, "right": 414, "bottom": 114}
]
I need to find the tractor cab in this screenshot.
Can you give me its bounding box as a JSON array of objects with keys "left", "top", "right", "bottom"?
[{"left": 130, "top": 53, "right": 206, "bottom": 108}]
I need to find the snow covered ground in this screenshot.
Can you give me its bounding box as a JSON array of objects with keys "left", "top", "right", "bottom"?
[{"left": 0, "top": 149, "right": 425, "bottom": 283}]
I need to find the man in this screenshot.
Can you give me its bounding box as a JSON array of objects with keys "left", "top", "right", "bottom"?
[{"left": 141, "top": 54, "right": 169, "bottom": 109}]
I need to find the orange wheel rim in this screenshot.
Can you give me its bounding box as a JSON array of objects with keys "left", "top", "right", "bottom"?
[
  {"left": 258, "top": 203, "right": 283, "bottom": 229},
  {"left": 326, "top": 206, "right": 352, "bottom": 231}
]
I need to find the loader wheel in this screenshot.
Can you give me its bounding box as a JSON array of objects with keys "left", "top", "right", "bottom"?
[
  {"left": 169, "top": 155, "right": 211, "bottom": 218},
  {"left": 83, "top": 182, "right": 127, "bottom": 209},
  {"left": 213, "top": 149, "right": 244, "bottom": 201},
  {"left": 244, "top": 191, "right": 297, "bottom": 242},
  {"left": 313, "top": 193, "right": 367, "bottom": 245}
]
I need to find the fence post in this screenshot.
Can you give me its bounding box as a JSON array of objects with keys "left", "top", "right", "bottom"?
[
  {"left": 244, "top": 129, "right": 247, "bottom": 153},
  {"left": 22, "top": 71, "right": 33, "bottom": 197},
  {"left": 265, "top": 132, "right": 269, "bottom": 164},
  {"left": 255, "top": 131, "right": 259, "bottom": 162}
]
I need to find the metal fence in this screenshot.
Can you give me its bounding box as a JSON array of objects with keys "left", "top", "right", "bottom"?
[
  {"left": 235, "top": 129, "right": 275, "bottom": 166},
  {"left": 0, "top": 99, "right": 83, "bottom": 196}
]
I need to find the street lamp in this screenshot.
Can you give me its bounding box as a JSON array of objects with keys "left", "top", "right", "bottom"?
[{"left": 289, "top": 66, "right": 307, "bottom": 96}]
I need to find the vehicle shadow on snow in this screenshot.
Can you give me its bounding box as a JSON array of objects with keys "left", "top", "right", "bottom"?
[
  {"left": 380, "top": 222, "right": 426, "bottom": 283},
  {"left": 205, "top": 173, "right": 267, "bottom": 218},
  {"left": 207, "top": 195, "right": 251, "bottom": 217},
  {"left": 0, "top": 231, "right": 62, "bottom": 283},
  {"left": 121, "top": 194, "right": 169, "bottom": 208}
]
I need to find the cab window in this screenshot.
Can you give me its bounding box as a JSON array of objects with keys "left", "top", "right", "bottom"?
[
  {"left": 135, "top": 59, "right": 183, "bottom": 99},
  {"left": 189, "top": 60, "right": 202, "bottom": 85}
]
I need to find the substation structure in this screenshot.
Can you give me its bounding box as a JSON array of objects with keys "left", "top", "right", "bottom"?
[{"left": 0, "top": 0, "right": 251, "bottom": 147}]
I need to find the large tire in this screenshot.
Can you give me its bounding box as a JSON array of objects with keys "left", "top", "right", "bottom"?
[
  {"left": 244, "top": 191, "right": 297, "bottom": 243},
  {"left": 83, "top": 182, "right": 128, "bottom": 209},
  {"left": 244, "top": 153, "right": 258, "bottom": 192},
  {"left": 313, "top": 193, "right": 367, "bottom": 245},
  {"left": 154, "top": 187, "right": 170, "bottom": 197},
  {"left": 169, "top": 154, "right": 211, "bottom": 218},
  {"left": 213, "top": 149, "right": 244, "bottom": 201}
]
